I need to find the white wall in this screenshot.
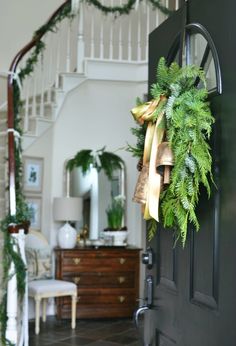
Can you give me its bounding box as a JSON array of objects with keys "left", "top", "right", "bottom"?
[
  {"left": 24, "top": 127, "right": 54, "bottom": 240},
  {"left": 0, "top": 76, "right": 7, "bottom": 106},
  {"left": 0, "top": 0, "right": 64, "bottom": 72},
  {"left": 24, "top": 77, "right": 147, "bottom": 248},
  {"left": 50, "top": 78, "right": 147, "bottom": 247}
]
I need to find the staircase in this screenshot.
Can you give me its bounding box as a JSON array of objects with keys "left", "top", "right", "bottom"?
[
  {"left": 17, "top": 0, "right": 179, "bottom": 151},
  {"left": 0, "top": 1, "right": 181, "bottom": 344},
  {"left": 22, "top": 73, "right": 87, "bottom": 150}
]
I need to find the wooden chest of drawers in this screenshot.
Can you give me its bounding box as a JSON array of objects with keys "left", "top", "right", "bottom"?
[{"left": 55, "top": 247, "right": 140, "bottom": 319}]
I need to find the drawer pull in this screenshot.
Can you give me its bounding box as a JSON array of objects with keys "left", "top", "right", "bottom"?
[
  {"left": 73, "top": 277, "right": 80, "bottom": 284},
  {"left": 118, "top": 296, "right": 125, "bottom": 303},
  {"left": 119, "top": 258, "right": 126, "bottom": 265},
  {"left": 118, "top": 276, "right": 125, "bottom": 284},
  {"left": 73, "top": 258, "right": 81, "bottom": 265},
  {"left": 77, "top": 296, "right": 81, "bottom": 302}
]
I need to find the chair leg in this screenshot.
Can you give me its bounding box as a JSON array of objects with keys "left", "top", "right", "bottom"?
[
  {"left": 42, "top": 298, "right": 47, "bottom": 322},
  {"left": 35, "top": 297, "right": 41, "bottom": 335},
  {"left": 71, "top": 294, "right": 77, "bottom": 329}
]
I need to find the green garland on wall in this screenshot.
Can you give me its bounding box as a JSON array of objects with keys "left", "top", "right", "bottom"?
[{"left": 83, "top": 0, "right": 172, "bottom": 16}]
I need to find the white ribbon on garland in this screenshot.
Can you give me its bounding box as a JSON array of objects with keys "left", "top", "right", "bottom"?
[
  {"left": 7, "top": 70, "right": 22, "bottom": 91},
  {"left": 7, "top": 128, "right": 21, "bottom": 148},
  {"left": 71, "top": 0, "right": 80, "bottom": 13}
]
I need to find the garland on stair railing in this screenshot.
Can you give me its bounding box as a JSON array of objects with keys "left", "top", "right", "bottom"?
[
  {"left": 129, "top": 57, "right": 215, "bottom": 246},
  {"left": 0, "top": 2, "right": 76, "bottom": 344}
]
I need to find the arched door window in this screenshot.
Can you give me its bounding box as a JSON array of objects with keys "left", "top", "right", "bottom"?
[{"left": 167, "top": 23, "right": 222, "bottom": 96}]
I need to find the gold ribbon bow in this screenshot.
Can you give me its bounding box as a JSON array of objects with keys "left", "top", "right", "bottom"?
[{"left": 131, "top": 96, "right": 174, "bottom": 222}]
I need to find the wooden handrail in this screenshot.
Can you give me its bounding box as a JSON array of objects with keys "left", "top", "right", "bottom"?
[{"left": 7, "top": 0, "right": 70, "bottom": 218}]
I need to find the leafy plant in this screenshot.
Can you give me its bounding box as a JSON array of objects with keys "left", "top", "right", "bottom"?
[
  {"left": 66, "top": 147, "right": 124, "bottom": 180},
  {"left": 130, "top": 57, "right": 215, "bottom": 246},
  {"left": 126, "top": 98, "right": 147, "bottom": 159},
  {"left": 106, "top": 195, "right": 126, "bottom": 230}
]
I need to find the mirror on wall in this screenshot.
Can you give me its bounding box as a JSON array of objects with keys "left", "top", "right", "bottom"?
[{"left": 69, "top": 161, "right": 126, "bottom": 239}]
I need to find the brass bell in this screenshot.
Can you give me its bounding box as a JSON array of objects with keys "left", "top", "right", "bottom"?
[
  {"left": 132, "top": 164, "right": 149, "bottom": 204},
  {"left": 156, "top": 142, "right": 174, "bottom": 184}
]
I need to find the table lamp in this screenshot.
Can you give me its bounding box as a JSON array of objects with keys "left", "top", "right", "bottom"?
[{"left": 53, "top": 197, "right": 82, "bottom": 248}]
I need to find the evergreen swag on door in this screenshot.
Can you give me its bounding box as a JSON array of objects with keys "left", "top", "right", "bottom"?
[{"left": 129, "top": 57, "right": 215, "bottom": 246}]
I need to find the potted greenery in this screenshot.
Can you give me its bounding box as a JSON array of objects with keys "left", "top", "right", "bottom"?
[
  {"left": 66, "top": 146, "right": 124, "bottom": 180},
  {"left": 104, "top": 195, "right": 127, "bottom": 246}
]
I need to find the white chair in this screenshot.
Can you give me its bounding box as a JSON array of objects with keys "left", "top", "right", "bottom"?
[{"left": 26, "top": 230, "right": 77, "bottom": 335}]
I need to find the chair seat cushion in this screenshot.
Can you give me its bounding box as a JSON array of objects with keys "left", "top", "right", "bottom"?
[{"left": 28, "top": 279, "right": 77, "bottom": 296}]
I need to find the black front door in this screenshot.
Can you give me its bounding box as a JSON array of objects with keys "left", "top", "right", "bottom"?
[{"left": 141, "top": 1, "right": 236, "bottom": 345}]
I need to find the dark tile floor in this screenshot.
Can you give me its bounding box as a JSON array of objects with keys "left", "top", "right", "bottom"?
[{"left": 29, "top": 317, "right": 142, "bottom": 346}]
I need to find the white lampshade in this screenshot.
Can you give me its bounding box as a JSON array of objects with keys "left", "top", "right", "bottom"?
[
  {"left": 53, "top": 197, "right": 83, "bottom": 249},
  {"left": 53, "top": 197, "right": 82, "bottom": 222}
]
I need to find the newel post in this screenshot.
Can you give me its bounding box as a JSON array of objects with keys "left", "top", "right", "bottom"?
[
  {"left": 5, "top": 233, "right": 18, "bottom": 345},
  {"left": 5, "top": 225, "right": 29, "bottom": 346}
]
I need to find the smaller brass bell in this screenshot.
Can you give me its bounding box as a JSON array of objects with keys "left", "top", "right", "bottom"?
[
  {"left": 133, "top": 164, "right": 149, "bottom": 204},
  {"left": 156, "top": 142, "right": 174, "bottom": 184}
]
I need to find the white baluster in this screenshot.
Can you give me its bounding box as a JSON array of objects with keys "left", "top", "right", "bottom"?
[
  {"left": 32, "top": 66, "right": 37, "bottom": 118},
  {"left": 99, "top": 19, "right": 104, "bottom": 59},
  {"left": 48, "top": 34, "right": 54, "bottom": 103},
  {"left": 137, "top": 5, "right": 142, "bottom": 61},
  {"left": 109, "top": 0, "right": 114, "bottom": 60},
  {"left": 55, "top": 29, "right": 61, "bottom": 89},
  {"left": 127, "top": 18, "right": 131, "bottom": 61},
  {"left": 99, "top": 10, "right": 104, "bottom": 59},
  {"left": 90, "top": 9, "right": 95, "bottom": 58},
  {"left": 43, "top": 35, "right": 50, "bottom": 100},
  {"left": 40, "top": 52, "right": 46, "bottom": 117},
  {"left": 155, "top": 5, "right": 159, "bottom": 29},
  {"left": 175, "top": 0, "right": 180, "bottom": 10},
  {"left": 145, "top": 4, "right": 150, "bottom": 61},
  {"left": 24, "top": 78, "right": 30, "bottom": 133},
  {"left": 77, "top": 2, "right": 85, "bottom": 73},
  {"left": 118, "top": 5, "right": 123, "bottom": 60},
  {"left": 66, "top": 19, "right": 71, "bottom": 72},
  {"left": 5, "top": 233, "right": 18, "bottom": 345}
]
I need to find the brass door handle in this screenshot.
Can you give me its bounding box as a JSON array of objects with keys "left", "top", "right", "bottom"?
[
  {"left": 73, "top": 258, "right": 81, "bottom": 265},
  {"left": 118, "top": 276, "right": 125, "bottom": 284},
  {"left": 118, "top": 296, "right": 125, "bottom": 303},
  {"left": 73, "top": 277, "right": 80, "bottom": 284},
  {"left": 119, "top": 258, "right": 126, "bottom": 264}
]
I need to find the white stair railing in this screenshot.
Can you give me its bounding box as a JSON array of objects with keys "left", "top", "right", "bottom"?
[{"left": 18, "top": 0, "right": 180, "bottom": 137}]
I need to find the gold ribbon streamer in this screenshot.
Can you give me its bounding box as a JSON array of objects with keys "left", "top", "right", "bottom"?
[
  {"left": 131, "top": 96, "right": 169, "bottom": 222},
  {"left": 144, "top": 113, "right": 164, "bottom": 221},
  {"left": 133, "top": 122, "right": 155, "bottom": 205}
]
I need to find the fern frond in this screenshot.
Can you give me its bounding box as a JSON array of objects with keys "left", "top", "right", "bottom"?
[{"left": 147, "top": 218, "right": 158, "bottom": 241}]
